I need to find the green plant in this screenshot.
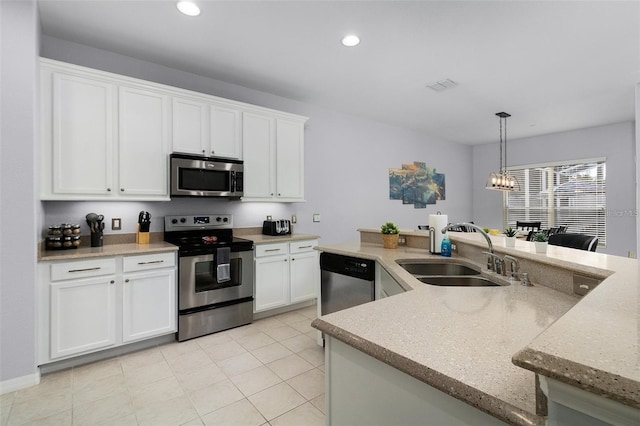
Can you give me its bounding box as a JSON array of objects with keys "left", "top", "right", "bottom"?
[
  {"left": 482, "top": 227, "right": 490, "bottom": 234},
  {"left": 380, "top": 222, "right": 400, "bottom": 235},
  {"left": 533, "top": 232, "right": 548, "bottom": 242},
  {"left": 504, "top": 227, "right": 517, "bottom": 237}
]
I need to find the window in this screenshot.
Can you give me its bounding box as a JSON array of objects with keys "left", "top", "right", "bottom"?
[{"left": 503, "top": 158, "right": 606, "bottom": 247}]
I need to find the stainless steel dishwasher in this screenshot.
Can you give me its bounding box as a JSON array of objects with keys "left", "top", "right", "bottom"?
[{"left": 320, "top": 252, "right": 375, "bottom": 315}]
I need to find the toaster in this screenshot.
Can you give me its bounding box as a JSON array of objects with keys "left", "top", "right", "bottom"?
[{"left": 262, "top": 219, "right": 292, "bottom": 236}]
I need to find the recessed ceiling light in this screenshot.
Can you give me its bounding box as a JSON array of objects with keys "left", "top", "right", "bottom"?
[
  {"left": 341, "top": 34, "right": 360, "bottom": 47},
  {"left": 177, "top": 1, "right": 200, "bottom": 17}
]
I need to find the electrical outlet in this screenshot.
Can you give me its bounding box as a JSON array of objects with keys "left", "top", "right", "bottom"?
[
  {"left": 291, "top": 214, "right": 297, "bottom": 223},
  {"left": 112, "top": 218, "right": 122, "bottom": 230},
  {"left": 313, "top": 214, "right": 321, "bottom": 223}
]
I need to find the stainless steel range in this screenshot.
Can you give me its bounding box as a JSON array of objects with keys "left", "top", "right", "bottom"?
[{"left": 164, "top": 214, "right": 254, "bottom": 341}]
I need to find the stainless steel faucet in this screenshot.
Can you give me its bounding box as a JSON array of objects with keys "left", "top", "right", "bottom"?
[
  {"left": 503, "top": 255, "right": 520, "bottom": 278},
  {"left": 441, "top": 222, "right": 496, "bottom": 271}
]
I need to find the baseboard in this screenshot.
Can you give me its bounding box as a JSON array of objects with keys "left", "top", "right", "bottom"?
[{"left": 0, "top": 370, "right": 40, "bottom": 395}]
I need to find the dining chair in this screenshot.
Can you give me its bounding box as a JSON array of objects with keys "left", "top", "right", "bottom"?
[
  {"left": 548, "top": 233, "right": 598, "bottom": 252},
  {"left": 516, "top": 221, "right": 542, "bottom": 231}
]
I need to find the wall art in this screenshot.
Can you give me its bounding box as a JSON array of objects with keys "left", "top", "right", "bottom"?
[{"left": 389, "top": 161, "right": 445, "bottom": 209}]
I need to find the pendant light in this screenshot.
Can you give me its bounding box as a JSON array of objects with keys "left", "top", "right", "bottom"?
[{"left": 486, "top": 112, "right": 520, "bottom": 192}]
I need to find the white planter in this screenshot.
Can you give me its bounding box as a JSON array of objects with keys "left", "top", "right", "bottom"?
[
  {"left": 534, "top": 241, "right": 548, "bottom": 254},
  {"left": 505, "top": 236, "right": 516, "bottom": 248}
]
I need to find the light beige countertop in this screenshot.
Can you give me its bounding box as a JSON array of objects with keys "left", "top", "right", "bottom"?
[
  {"left": 237, "top": 233, "right": 320, "bottom": 245},
  {"left": 312, "top": 234, "right": 639, "bottom": 425},
  {"left": 39, "top": 241, "right": 178, "bottom": 261}
]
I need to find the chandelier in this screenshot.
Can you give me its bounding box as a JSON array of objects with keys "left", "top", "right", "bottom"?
[{"left": 486, "top": 112, "right": 520, "bottom": 192}]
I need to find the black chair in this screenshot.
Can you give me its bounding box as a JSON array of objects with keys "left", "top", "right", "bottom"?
[
  {"left": 548, "top": 233, "right": 598, "bottom": 252},
  {"left": 516, "top": 221, "right": 542, "bottom": 232}
]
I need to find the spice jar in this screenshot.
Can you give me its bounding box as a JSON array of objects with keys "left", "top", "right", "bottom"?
[
  {"left": 47, "top": 236, "right": 62, "bottom": 248},
  {"left": 71, "top": 224, "right": 81, "bottom": 235},
  {"left": 48, "top": 225, "right": 62, "bottom": 236},
  {"left": 62, "top": 224, "right": 73, "bottom": 236}
]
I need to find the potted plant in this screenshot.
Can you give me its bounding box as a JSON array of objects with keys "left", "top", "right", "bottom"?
[
  {"left": 504, "top": 227, "right": 517, "bottom": 248},
  {"left": 380, "top": 222, "right": 400, "bottom": 249},
  {"left": 532, "top": 232, "right": 548, "bottom": 254}
]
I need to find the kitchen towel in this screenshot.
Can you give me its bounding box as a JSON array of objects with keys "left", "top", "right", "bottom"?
[
  {"left": 216, "top": 247, "right": 231, "bottom": 283},
  {"left": 428, "top": 213, "right": 448, "bottom": 254}
]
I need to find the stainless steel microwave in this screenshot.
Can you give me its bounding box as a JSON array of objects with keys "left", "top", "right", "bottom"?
[{"left": 170, "top": 153, "right": 244, "bottom": 198}]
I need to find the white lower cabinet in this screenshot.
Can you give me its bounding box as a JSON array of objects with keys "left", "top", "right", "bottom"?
[
  {"left": 38, "top": 252, "right": 177, "bottom": 364},
  {"left": 122, "top": 269, "right": 176, "bottom": 343},
  {"left": 254, "top": 240, "right": 319, "bottom": 313},
  {"left": 50, "top": 275, "right": 117, "bottom": 359}
]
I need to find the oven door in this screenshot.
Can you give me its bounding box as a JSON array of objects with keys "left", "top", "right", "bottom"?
[{"left": 179, "top": 251, "right": 253, "bottom": 311}]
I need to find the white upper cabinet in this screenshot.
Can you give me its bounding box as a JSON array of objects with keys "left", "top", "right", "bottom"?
[
  {"left": 242, "top": 112, "right": 276, "bottom": 199},
  {"left": 40, "top": 58, "right": 306, "bottom": 202},
  {"left": 171, "top": 96, "right": 208, "bottom": 156},
  {"left": 242, "top": 113, "right": 307, "bottom": 202},
  {"left": 276, "top": 118, "right": 305, "bottom": 200},
  {"left": 50, "top": 73, "right": 115, "bottom": 196},
  {"left": 171, "top": 96, "right": 242, "bottom": 160},
  {"left": 40, "top": 60, "right": 171, "bottom": 201},
  {"left": 118, "top": 86, "right": 169, "bottom": 197}
]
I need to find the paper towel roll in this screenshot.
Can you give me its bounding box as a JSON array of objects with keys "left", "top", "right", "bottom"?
[{"left": 429, "top": 214, "right": 448, "bottom": 254}]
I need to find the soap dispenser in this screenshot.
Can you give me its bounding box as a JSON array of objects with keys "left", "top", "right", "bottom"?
[{"left": 441, "top": 233, "right": 452, "bottom": 257}]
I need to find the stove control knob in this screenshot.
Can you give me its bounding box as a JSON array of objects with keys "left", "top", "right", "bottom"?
[
  {"left": 171, "top": 219, "right": 178, "bottom": 224},
  {"left": 180, "top": 217, "right": 186, "bottom": 223},
  {"left": 223, "top": 217, "right": 229, "bottom": 222},
  {"left": 216, "top": 217, "right": 222, "bottom": 222}
]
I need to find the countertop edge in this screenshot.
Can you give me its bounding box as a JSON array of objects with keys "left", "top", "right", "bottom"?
[
  {"left": 312, "top": 317, "right": 544, "bottom": 426},
  {"left": 240, "top": 233, "right": 320, "bottom": 245},
  {"left": 513, "top": 348, "right": 640, "bottom": 409}
]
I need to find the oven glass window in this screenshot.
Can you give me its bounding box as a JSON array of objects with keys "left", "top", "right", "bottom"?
[
  {"left": 179, "top": 168, "right": 229, "bottom": 192},
  {"left": 194, "top": 258, "right": 242, "bottom": 292}
]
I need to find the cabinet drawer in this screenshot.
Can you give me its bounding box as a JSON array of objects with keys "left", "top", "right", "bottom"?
[
  {"left": 255, "top": 243, "right": 289, "bottom": 258},
  {"left": 123, "top": 252, "right": 175, "bottom": 273},
  {"left": 290, "top": 239, "right": 318, "bottom": 254},
  {"left": 51, "top": 258, "right": 117, "bottom": 282}
]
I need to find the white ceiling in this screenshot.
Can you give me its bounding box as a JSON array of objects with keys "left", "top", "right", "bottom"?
[{"left": 37, "top": 0, "right": 640, "bottom": 145}]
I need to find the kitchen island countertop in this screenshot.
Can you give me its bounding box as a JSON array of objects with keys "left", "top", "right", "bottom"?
[{"left": 312, "top": 235, "right": 639, "bottom": 425}]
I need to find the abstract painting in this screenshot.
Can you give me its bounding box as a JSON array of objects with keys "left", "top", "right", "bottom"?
[{"left": 389, "top": 162, "right": 445, "bottom": 209}]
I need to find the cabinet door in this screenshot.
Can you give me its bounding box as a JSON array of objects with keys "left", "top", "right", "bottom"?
[
  {"left": 210, "top": 104, "right": 242, "bottom": 159},
  {"left": 290, "top": 250, "right": 318, "bottom": 304},
  {"left": 122, "top": 269, "right": 176, "bottom": 343},
  {"left": 242, "top": 112, "right": 275, "bottom": 199},
  {"left": 254, "top": 255, "right": 289, "bottom": 312},
  {"left": 52, "top": 73, "right": 114, "bottom": 195},
  {"left": 276, "top": 119, "right": 305, "bottom": 200},
  {"left": 172, "top": 96, "right": 208, "bottom": 156},
  {"left": 118, "top": 86, "right": 169, "bottom": 197},
  {"left": 50, "top": 276, "right": 116, "bottom": 359}
]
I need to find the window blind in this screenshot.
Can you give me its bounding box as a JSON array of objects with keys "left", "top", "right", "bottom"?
[{"left": 503, "top": 158, "right": 606, "bottom": 247}]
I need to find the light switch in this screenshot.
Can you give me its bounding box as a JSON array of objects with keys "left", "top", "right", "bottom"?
[{"left": 313, "top": 214, "right": 321, "bottom": 223}]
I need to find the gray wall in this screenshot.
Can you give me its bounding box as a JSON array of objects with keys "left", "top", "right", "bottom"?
[
  {"left": 472, "top": 122, "right": 636, "bottom": 256},
  {"left": 40, "top": 35, "right": 474, "bottom": 244},
  {"left": 0, "top": 0, "right": 40, "bottom": 383}
]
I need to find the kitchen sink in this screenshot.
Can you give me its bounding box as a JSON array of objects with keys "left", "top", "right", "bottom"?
[
  {"left": 396, "top": 260, "right": 480, "bottom": 276},
  {"left": 417, "top": 276, "right": 501, "bottom": 287}
]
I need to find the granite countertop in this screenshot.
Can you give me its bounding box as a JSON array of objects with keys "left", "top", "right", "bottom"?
[
  {"left": 238, "top": 233, "right": 320, "bottom": 245},
  {"left": 38, "top": 242, "right": 178, "bottom": 262},
  {"left": 312, "top": 236, "right": 639, "bottom": 425}
]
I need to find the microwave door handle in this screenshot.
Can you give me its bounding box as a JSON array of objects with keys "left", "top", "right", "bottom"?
[{"left": 231, "top": 171, "right": 236, "bottom": 192}]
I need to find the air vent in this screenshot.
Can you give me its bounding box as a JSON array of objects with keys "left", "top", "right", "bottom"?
[{"left": 426, "top": 79, "right": 458, "bottom": 92}]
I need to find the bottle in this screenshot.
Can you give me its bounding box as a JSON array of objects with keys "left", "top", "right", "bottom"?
[{"left": 441, "top": 233, "right": 452, "bottom": 257}]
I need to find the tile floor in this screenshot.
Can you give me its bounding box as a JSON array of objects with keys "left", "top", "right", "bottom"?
[{"left": 1, "top": 306, "right": 325, "bottom": 426}]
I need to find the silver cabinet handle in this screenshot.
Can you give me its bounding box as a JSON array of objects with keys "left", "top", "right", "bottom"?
[
  {"left": 120, "top": 188, "right": 125, "bottom": 192},
  {"left": 107, "top": 188, "right": 112, "bottom": 192},
  {"left": 68, "top": 267, "right": 101, "bottom": 273},
  {"left": 110, "top": 280, "right": 115, "bottom": 284},
  {"left": 137, "top": 260, "right": 164, "bottom": 265},
  {"left": 265, "top": 248, "right": 281, "bottom": 252},
  {"left": 297, "top": 245, "right": 313, "bottom": 249},
  {"left": 125, "top": 279, "right": 130, "bottom": 283}
]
